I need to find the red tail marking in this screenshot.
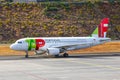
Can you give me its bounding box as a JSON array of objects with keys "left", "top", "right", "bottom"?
[{"left": 99, "top": 18, "right": 109, "bottom": 37}]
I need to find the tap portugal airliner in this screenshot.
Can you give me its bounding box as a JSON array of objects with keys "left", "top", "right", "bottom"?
[{"left": 10, "top": 18, "right": 111, "bottom": 58}]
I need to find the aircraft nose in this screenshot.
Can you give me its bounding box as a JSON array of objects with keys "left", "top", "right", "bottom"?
[
  {"left": 10, "top": 44, "right": 16, "bottom": 50},
  {"left": 10, "top": 43, "right": 28, "bottom": 51}
]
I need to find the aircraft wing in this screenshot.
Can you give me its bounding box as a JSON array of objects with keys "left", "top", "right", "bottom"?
[{"left": 50, "top": 43, "right": 91, "bottom": 50}]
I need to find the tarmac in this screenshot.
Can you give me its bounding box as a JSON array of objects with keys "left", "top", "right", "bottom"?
[{"left": 0, "top": 53, "right": 120, "bottom": 80}]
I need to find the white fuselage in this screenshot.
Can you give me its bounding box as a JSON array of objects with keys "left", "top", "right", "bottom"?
[{"left": 10, "top": 37, "right": 111, "bottom": 55}]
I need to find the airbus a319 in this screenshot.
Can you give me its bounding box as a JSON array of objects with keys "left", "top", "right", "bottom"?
[{"left": 10, "top": 18, "right": 111, "bottom": 58}]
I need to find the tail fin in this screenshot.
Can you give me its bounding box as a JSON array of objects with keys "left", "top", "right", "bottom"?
[{"left": 91, "top": 18, "right": 109, "bottom": 38}]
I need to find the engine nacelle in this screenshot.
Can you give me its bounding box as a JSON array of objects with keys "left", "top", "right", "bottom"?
[
  {"left": 47, "top": 48, "right": 60, "bottom": 55},
  {"left": 34, "top": 50, "right": 45, "bottom": 55}
]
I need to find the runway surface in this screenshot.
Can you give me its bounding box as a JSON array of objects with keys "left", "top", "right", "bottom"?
[{"left": 0, "top": 53, "right": 120, "bottom": 80}]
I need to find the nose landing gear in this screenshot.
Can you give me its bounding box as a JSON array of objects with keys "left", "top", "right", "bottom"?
[{"left": 25, "top": 51, "right": 29, "bottom": 58}]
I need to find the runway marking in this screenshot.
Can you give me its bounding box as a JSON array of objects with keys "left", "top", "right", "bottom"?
[
  {"left": 35, "top": 58, "right": 120, "bottom": 71},
  {"left": 26, "top": 57, "right": 120, "bottom": 71},
  {"left": 22, "top": 71, "right": 48, "bottom": 80},
  {"left": 65, "top": 59, "right": 120, "bottom": 71}
]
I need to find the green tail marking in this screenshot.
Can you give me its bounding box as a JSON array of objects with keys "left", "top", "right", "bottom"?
[
  {"left": 91, "top": 27, "right": 98, "bottom": 37},
  {"left": 93, "top": 27, "right": 98, "bottom": 34}
]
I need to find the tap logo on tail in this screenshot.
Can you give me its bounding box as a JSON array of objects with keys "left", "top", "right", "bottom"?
[
  {"left": 91, "top": 18, "right": 109, "bottom": 38},
  {"left": 99, "top": 18, "right": 109, "bottom": 38}
]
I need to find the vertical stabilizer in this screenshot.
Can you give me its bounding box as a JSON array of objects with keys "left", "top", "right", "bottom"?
[{"left": 91, "top": 18, "right": 109, "bottom": 38}]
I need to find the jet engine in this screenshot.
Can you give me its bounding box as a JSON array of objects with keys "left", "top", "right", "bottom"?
[
  {"left": 34, "top": 50, "right": 45, "bottom": 55},
  {"left": 47, "top": 48, "right": 60, "bottom": 55}
]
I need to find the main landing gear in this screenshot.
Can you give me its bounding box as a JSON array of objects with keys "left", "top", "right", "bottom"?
[
  {"left": 54, "top": 53, "right": 69, "bottom": 57},
  {"left": 63, "top": 53, "right": 69, "bottom": 57}
]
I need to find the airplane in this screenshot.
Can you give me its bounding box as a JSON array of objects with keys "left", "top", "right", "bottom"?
[{"left": 10, "top": 18, "right": 111, "bottom": 58}]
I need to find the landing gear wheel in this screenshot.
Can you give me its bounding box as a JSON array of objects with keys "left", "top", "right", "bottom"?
[
  {"left": 55, "top": 55, "right": 59, "bottom": 57},
  {"left": 63, "top": 53, "right": 69, "bottom": 57},
  {"left": 25, "top": 55, "right": 28, "bottom": 58}
]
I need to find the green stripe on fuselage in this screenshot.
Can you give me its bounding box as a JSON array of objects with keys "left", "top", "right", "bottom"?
[{"left": 25, "top": 39, "right": 36, "bottom": 50}]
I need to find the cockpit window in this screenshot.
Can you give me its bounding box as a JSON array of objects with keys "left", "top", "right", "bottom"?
[{"left": 18, "top": 41, "right": 22, "bottom": 44}]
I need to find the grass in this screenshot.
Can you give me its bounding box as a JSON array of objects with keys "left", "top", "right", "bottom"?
[
  {"left": 0, "top": 42, "right": 120, "bottom": 56},
  {"left": 69, "top": 42, "right": 120, "bottom": 54}
]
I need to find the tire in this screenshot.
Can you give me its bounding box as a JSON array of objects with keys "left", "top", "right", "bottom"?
[
  {"left": 55, "top": 55, "right": 59, "bottom": 57},
  {"left": 25, "top": 55, "right": 28, "bottom": 58},
  {"left": 63, "top": 53, "right": 69, "bottom": 57}
]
